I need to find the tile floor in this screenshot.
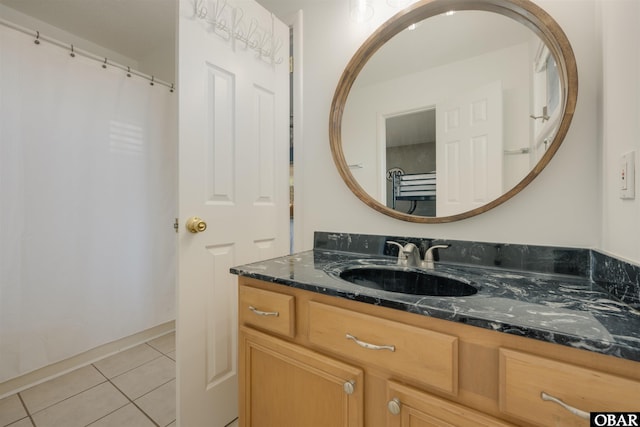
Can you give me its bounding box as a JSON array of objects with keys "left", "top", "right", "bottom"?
[{"left": 1, "top": 332, "right": 177, "bottom": 427}]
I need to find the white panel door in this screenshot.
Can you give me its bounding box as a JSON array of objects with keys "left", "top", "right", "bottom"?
[
  {"left": 436, "top": 81, "right": 503, "bottom": 216},
  {"left": 176, "top": 0, "right": 290, "bottom": 425}
]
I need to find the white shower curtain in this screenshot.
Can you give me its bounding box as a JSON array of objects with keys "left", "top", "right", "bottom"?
[{"left": 0, "top": 25, "right": 177, "bottom": 382}]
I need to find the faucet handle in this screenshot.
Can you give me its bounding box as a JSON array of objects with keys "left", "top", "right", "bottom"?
[
  {"left": 425, "top": 244, "right": 450, "bottom": 258},
  {"left": 386, "top": 241, "right": 404, "bottom": 251},
  {"left": 422, "top": 244, "right": 450, "bottom": 268},
  {"left": 387, "top": 241, "right": 409, "bottom": 265}
]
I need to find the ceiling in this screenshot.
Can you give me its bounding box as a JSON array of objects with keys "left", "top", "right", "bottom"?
[
  {"left": 386, "top": 108, "right": 435, "bottom": 148},
  {"left": 355, "top": 10, "right": 533, "bottom": 87},
  {"left": 255, "top": 0, "right": 319, "bottom": 18},
  {"left": 0, "top": 0, "right": 176, "bottom": 63}
]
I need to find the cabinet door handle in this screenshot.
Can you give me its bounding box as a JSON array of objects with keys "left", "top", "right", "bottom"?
[
  {"left": 346, "top": 334, "right": 395, "bottom": 352},
  {"left": 387, "top": 398, "right": 401, "bottom": 415},
  {"left": 540, "top": 392, "right": 589, "bottom": 420},
  {"left": 248, "top": 306, "right": 279, "bottom": 317},
  {"left": 343, "top": 380, "right": 356, "bottom": 395}
]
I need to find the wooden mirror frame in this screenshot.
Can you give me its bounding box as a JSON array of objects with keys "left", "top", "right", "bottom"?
[{"left": 329, "top": 0, "right": 578, "bottom": 223}]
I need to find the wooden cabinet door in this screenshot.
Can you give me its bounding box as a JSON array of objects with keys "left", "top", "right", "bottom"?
[
  {"left": 386, "top": 380, "right": 515, "bottom": 427},
  {"left": 239, "top": 326, "right": 364, "bottom": 427}
]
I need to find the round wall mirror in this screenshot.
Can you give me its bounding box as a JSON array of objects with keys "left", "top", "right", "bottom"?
[{"left": 329, "top": 0, "right": 578, "bottom": 223}]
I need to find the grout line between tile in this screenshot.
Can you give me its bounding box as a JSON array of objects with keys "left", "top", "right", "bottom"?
[
  {"left": 224, "top": 417, "right": 239, "bottom": 427},
  {"left": 130, "top": 401, "right": 162, "bottom": 427},
  {"left": 133, "top": 377, "right": 175, "bottom": 402},
  {"left": 93, "top": 363, "right": 162, "bottom": 427},
  {"left": 22, "top": 378, "right": 109, "bottom": 418},
  {"left": 88, "top": 334, "right": 176, "bottom": 426},
  {"left": 16, "top": 393, "right": 36, "bottom": 427},
  {"left": 145, "top": 340, "right": 176, "bottom": 357},
  {"left": 127, "top": 354, "right": 176, "bottom": 427},
  {"left": 145, "top": 342, "right": 175, "bottom": 358},
  {"left": 24, "top": 381, "right": 121, "bottom": 427},
  {"left": 81, "top": 400, "right": 130, "bottom": 427},
  {"left": 11, "top": 332, "right": 175, "bottom": 427},
  {"left": 92, "top": 350, "right": 165, "bottom": 380}
]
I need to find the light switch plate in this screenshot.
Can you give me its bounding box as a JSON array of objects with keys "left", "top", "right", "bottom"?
[{"left": 620, "top": 151, "right": 635, "bottom": 199}]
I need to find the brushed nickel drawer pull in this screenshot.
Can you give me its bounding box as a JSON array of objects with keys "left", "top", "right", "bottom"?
[
  {"left": 540, "top": 392, "right": 589, "bottom": 420},
  {"left": 248, "top": 306, "right": 279, "bottom": 317},
  {"left": 346, "top": 334, "right": 395, "bottom": 352}
]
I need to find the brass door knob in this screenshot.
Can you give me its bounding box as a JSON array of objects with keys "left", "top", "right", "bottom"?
[{"left": 185, "top": 216, "right": 207, "bottom": 233}]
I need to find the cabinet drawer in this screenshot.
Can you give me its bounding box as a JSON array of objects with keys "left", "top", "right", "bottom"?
[
  {"left": 239, "top": 286, "right": 295, "bottom": 338},
  {"left": 308, "top": 301, "right": 458, "bottom": 394},
  {"left": 499, "top": 348, "right": 640, "bottom": 426}
]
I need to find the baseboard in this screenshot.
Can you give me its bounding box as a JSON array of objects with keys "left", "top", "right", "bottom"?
[{"left": 0, "top": 320, "right": 175, "bottom": 399}]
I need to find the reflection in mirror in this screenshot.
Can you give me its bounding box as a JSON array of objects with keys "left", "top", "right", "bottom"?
[
  {"left": 331, "top": 0, "right": 578, "bottom": 223},
  {"left": 342, "top": 10, "right": 562, "bottom": 218},
  {"left": 385, "top": 109, "right": 436, "bottom": 216}
]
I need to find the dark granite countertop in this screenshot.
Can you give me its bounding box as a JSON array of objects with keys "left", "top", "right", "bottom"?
[{"left": 230, "top": 233, "right": 640, "bottom": 363}]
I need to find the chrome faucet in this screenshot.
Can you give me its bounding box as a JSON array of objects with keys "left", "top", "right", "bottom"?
[
  {"left": 387, "top": 241, "right": 421, "bottom": 267},
  {"left": 422, "top": 245, "right": 449, "bottom": 269}
]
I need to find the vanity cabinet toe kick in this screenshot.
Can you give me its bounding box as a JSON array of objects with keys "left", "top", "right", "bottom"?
[{"left": 237, "top": 278, "right": 640, "bottom": 427}]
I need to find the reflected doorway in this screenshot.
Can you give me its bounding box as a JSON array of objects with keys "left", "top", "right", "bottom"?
[{"left": 385, "top": 108, "right": 436, "bottom": 216}]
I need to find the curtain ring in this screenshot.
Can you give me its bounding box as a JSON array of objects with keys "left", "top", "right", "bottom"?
[
  {"left": 102, "top": 58, "right": 108, "bottom": 69},
  {"left": 150, "top": 76, "right": 155, "bottom": 86},
  {"left": 70, "top": 44, "right": 75, "bottom": 57},
  {"left": 34, "top": 31, "right": 41, "bottom": 45},
  {"left": 126, "top": 66, "right": 132, "bottom": 77}
]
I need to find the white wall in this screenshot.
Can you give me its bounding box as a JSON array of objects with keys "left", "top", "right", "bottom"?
[
  {"left": 600, "top": 0, "right": 640, "bottom": 263},
  {"left": 296, "top": 0, "right": 603, "bottom": 253}
]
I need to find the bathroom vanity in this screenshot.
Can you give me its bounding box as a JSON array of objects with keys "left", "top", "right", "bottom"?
[
  {"left": 231, "top": 232, "right": 640, "bottom": 427},
  {"left": 229, "top": 1, "right": 633, "bottom": 422}
]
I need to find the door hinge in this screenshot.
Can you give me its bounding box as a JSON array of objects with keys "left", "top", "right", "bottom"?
[
  {"left": 289, "top": 56, "right": 293, "bottom": 73},
  {"left": 174, "top": 218, "right": 179, "bottom": 233}
]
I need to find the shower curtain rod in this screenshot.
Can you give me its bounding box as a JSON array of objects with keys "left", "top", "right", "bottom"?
[{"left": 0, "top": 18, "right": 175, "bottom": 92}]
